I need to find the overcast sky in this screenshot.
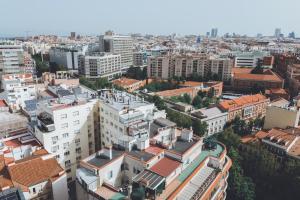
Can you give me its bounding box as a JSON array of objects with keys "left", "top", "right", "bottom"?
[{"left": 1, "top": 0, "right": 299, "bottom": 37}]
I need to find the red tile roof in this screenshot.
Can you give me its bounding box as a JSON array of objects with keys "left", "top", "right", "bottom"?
[
  {"left": 8, "top": 156, "right": 64, "bottom": 187},
  {"left": 219, "top": 94, "right": 268, "bottom": 110},
  {"left": 150, "top": 157, "right": 180, "bottom": 177},
  {"left": 0, "top": 100, "right": 7, "bottom": 107}
]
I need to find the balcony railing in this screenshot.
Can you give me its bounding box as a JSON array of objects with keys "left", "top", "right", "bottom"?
[{"left": 190, "top": 170, "right": 218, "bottom": 200}]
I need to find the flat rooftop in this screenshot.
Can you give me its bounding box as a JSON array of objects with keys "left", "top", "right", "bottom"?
[{"left": 86, "top": 150, "right": 124, "bottom": 169}]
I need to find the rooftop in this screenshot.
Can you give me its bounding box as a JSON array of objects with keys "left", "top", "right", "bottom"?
[
  {"left": 112, "top": 78, "right": 142, "bottom": 87},
  {"left": 192, "top": 107, "right": 226, "bottom": 120},
  {"left": 86, "top": 149, "right": 124, "bottom": 169},
  {"left": 155, "top": 87, "right": 195, "bottom": 98},
  {"left": 218, "top": 94, "right": 268, "bottom": 110},
  {"left": 150, "top": 157, "right": 181, "bottom": 177}
]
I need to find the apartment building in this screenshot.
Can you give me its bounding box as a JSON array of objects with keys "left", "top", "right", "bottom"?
[
  {"left": 0, "top": 44, "right": 25, "bottom": 78},
  {"left": 1, "top": 73, "right": 36, "bottom": 111},
  {"left": 243, "top": 128, "right": 300, "bottom": 160},
  {"left": 34, "top": 97, "right": 99, "bottom": 182},
  {"left": 147, "top": 54, "right": 233, "bottom": 81},
  {"left": 133, "top": 52, "right": 145, "bottom": 67},
  {"left": 192, "top": 107, "right": 228, "bottom": 136},
  {"left": 99, "top": 32, "right": 133, "bottom": 71},
  {"left": 98, "top": 89, "right": 166, "bottom": 148},
  {"left": 79, "top": 53, "right": 122, "bottom": 80},
  {"left": 232, "top": 51, "right": 273, "bottom": 68},
  {"left": 49, "top": 47, "right": 81, "bottom": 70},
  {"left": 76, "top": 125, "right": 231, "bottom": 200},
  {"left": 264, "top": 98, "right": 300, "bottom": 130},
  {"left": 218, "top": 94, "right": 270, "bottom": 121},
  {"left": 0, "top": 152, "right": 68, "bottom": 200}
]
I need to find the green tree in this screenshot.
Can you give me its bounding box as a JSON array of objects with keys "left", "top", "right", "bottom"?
[
  {"left": 182, "top": 93, "right": 191, "bottom": 104},
  {"left": 148, "top": 95, "right": 166, "bottom": 110},
  {"left": 192, "top": 120, "right": 207, "bottom": 137},
  {"left": 192, "top": 95, "right": 203, "bottom": 108},
  {"left": 166, "top": 109, "right": 192, "bottom": 128}
]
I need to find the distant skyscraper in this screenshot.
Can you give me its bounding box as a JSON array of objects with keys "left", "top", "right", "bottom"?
[
  {"left": 196, "top": 36, "right": 201, "bottom": 44},
  {"left": 211, "top": 28, "right": 218, "bottom": 38},
  {"left": 206, "top": 32, "right": 210, "bottom": 37},
  {"left": 274, "top": 28, "right": 281, "bottom": 38},
  {"left": 288, "top": 32, "right": 296, "bottom": 39},
  {"left": 70, "top": 32, "right": 76, "bottom": 39}
]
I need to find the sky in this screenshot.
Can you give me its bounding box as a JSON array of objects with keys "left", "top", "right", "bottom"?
[{"left": 1, "top": 0, "right": 300, "bottom": 37}]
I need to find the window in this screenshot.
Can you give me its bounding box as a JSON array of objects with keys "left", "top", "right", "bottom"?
[
  {"left": 33, "top": 188, "right": 36, "bottom": 194},
  {"left": 61, "top": 114, "right": 67, "bottom": 119},
  {"left": 67, "top": 177, "right": 72, "bottom": 182},
  {"left": 61, "top": 123, "right": 68, "bottom": 129},
  {"left": 75, "top": 139, "right": 80, "bottom": 144},
  {"left": 55, "top": 154, "right": 60, "bottom": 159},
  {"left": 64, "top": 151, "right": 70, "bottom": 156},
  {"left": 51, "top": 145, "right": 59, "bottom": 153},
  {"left": 65, "top": 160, "right": 71, "bottom": 167},
  {"left": 63, "top": 142, "right": 69, "bottom": 149},
  {"left": 63, "top": 133, "right": 69, "bottom": 138},
  {"left": 52, "top": 136, "right": 58, "bottom": 144},
  {"left": 66, "top": 169, "right": 71, "bottom": 173},
  {"left": 73, "top": 111, "right": 79, "bottom": 116},
  {"left": 73, "top": 120, "right": 80, "bottom": 125},
  {"left": 76, "top": 156, "right": 82, "bottom": 161},
  {"left": 108, "top": 170, "right": 113, "bottom": 179},
  {"left": 74, "top": 129, "right": 80, "bottom": 134},
  {"left": 76, "top": 147, "right": 81, "bottom": 154}
]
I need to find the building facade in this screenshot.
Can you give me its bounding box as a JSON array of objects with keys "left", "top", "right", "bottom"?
[
  {"left": 0, "top": 44, "right": 24, "bottom": 78},
  {"left": 99, "top": 33, "right": 133, "bottom": 71},
  {"left": 79, "top": 53, "right": 122, "bottom": 80}
]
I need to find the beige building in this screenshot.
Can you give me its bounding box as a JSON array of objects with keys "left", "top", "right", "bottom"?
[
  {"left": 264, "top": 98, "right": 300, "bottom": 129},
  {"left": 147, "top": 53, "right": 233, "bottom": 81}
]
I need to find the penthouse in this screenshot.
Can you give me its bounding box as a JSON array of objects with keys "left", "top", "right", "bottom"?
[
  {"left": 218, "top": 94, "right": 269, "bottom": 121},
  {"left": 76, "top": 123, "right": 232, "bottom": 200}
]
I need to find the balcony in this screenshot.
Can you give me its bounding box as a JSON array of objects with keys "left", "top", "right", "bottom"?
[{"left": 37, "top": 112, "right": 55, "bottom": 132}]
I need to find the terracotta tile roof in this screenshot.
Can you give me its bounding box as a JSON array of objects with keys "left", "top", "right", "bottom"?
[
  {"left": 32, "top": 149, "right": 49, "bottom": 156},
  {"left": 265, "top": 88, "right": 288, "bottom": 95},
  {"left": 112, "top": 78, "right": 141, "bottom": 87},
  {"left": 8, "top": 156, "right": 64, "bottom": 187},
  {"left": 150, "top": 157, "right": 181, "bottom": 177},
  {"left": 219, "top": 94, "right": 268, "bottom": 110},
  {"left": 234, "top": 73, "right": 283, "bottom": 82},
  {"left": 0, "top": 155, "right": 14, "bottom": 191},
  {"left": 232, "top": 67, "right": 253, "bottom": 74},
  {"left": 145, "top": 146, "right": 164, "bottom": 155},
  {"left": 155, "top": 87, "right": 195, "bottom": 97},
  {"left": 0, "top": 100, "right": 7, "bottom": 107}
]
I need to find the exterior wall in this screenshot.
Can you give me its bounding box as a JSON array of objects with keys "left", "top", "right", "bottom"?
[
  {"left": 49, "top": 48, "right": 80, "bottom": 70},
  {"left": 264, "top": 106, "right": 300, "bottom": 129},
  {"left": 0, "top": 45, "right": 24, "bottom": 78},
  {"left": 99, "top": 35, "right": 133, "bottom": 70},
  {"left": 232, "top": 78, "right": 284, "bottom": 91},
  {"left": 226, "top": 99, "right": 269, "bottom": 121},
  {"left": 202, "top": 113, "right": 227, "bottom": 136},
  {"left": 35, "top": 100, "right": 98, "bottom": 181},
  {"left": 79, "top": 54, "right": 122, "bottom": 80},
  {"left": 52, "top": 173, "right": 69, "bottom": 200}
]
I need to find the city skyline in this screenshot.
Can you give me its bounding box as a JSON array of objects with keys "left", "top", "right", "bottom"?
[{"left": 1, "top": 0, "right": 300, "bottom": 37}]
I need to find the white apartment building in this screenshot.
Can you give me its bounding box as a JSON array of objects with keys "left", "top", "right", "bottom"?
[
  {"left": 49, "top": 47, "right": 81, "bottom": 70},
  {"left": 99, "top": 32, "right": 133, "bottom": 71},
  {"left": 34, "top": 97, "right": 99, "bottom": 182},
  {"left": 98, "top": 89, "right": 166, "bottom": 148},
  {"left": 1, "top": 73, "right": 36, "bottom": 111},
  {"left": 0, "top": 44, "right": 24, "bottom": 78},
  {"left": 192, "top": 107, "right": 228, "bottom": 136},
  {"left": 79, "top": 53, "right": 122, "bottom": 80}
]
